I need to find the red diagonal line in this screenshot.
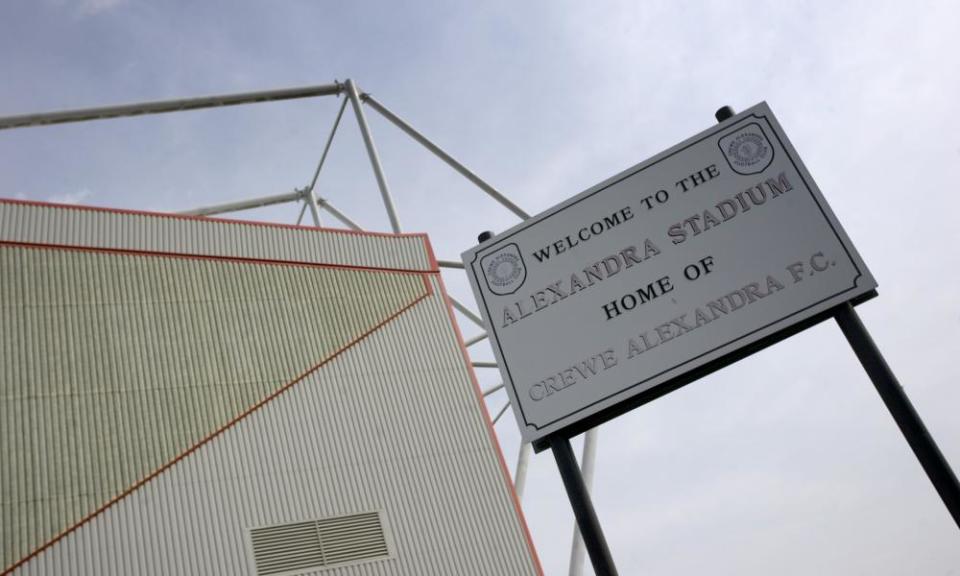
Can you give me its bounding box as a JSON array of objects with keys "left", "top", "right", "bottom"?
[{"left": 3, "top": 284, "right": 431, "bottom": 575}]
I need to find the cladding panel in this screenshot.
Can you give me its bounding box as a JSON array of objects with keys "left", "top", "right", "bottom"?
[
  {"left": 0, "top": 245, "right": 426, "bottom": 572},
  {"left": 0, "top": 201, "right": 539, "bottom": 575}
]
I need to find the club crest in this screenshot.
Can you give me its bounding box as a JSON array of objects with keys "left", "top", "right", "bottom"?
[
  {"left": 481, "top": 243, "right": 526, "bottom": 295},
  {"left": 719, "top": 122, "right": 774, "bottom": 175}
]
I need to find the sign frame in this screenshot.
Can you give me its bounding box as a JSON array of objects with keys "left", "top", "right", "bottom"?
[{"left": 463, "top": 102, "right": 877, "bottom": 452}]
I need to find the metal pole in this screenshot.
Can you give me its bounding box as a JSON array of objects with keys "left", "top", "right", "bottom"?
[
  {"left": 569, "top": 429, "right": 599, "bottom": 576},
  {"left": 307, "top": 96, "right": 349, "bottom": 193},
  {"left": 301, "top": 95, "right": 348, "bottom": 229},
  {"left": 315, "top": 196, "right": 363, "bottom": 231},
  {"left": 492, "top": 402, "right": 511, "bottom": 424},
  {"left": 482, "top": 382, "right": 505, "bottom": 397},
  {"left": 834, "top": 303, "right": 960, "bottom": 529},
  {"left": 451, "top": 297, "right": 485, "bottom": 328},
  {"left": 515, "top": 442, "right": 532, "bottom": 500},
  {"left": 437, "top": 260, "right": 465, "bottom": 270},
  {"left": 305, "top": 193, "right": 323, "bottom": 227},
  {"left": 717, "top": 100, "right": 960, "bottom": 530},
  {"left": 464, "top": 332, "right": 489, "bottom": 347},
  {"left": 363, "top": 94, "right": 531, "bottom": 220},
  {"left": 0, "top": 83, "right": 344, "bottom": 130},
  {"left": 295, "top": 200, "right": 309, "bottom": 225},
  {"left": 550, "top": 435, "right": 619, "bottom": 576},
  {"left": 345, "top": 80, "right": 402, "bottom": 233},
  {"left": 179, "top": 189, "right": 304, "bottom": 216}
]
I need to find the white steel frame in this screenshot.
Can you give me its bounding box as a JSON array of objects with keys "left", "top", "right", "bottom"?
[{"left": 0, "top": 79, "right": 598, "bottom": 575}]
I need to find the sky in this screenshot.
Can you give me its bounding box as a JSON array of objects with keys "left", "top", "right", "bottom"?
[{"left": 2, "top": 1, "right": 959, "bottom": 574}]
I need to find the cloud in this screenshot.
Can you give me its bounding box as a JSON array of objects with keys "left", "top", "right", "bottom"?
[
  {"left": 77, "top": 0, "right": 126, "bottom": 16},
  {"left": 47, "top": 188, "right": 92, "bottom": 205},
  {"left": 5, "top": 2, "right": 960, "bottom": 573}
]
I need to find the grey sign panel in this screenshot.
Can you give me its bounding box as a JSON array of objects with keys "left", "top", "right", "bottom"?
[{"left": 462, "top": 102, "right": 876, "bottom": 445}]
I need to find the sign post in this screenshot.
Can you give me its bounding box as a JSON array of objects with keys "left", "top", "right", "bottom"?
[
  {"left": 721, "top": 104, "right": 960, "bottom": 527},
  {"left": 463, "top": 102, "right": 959, "bottom": 575},
  {"left": 834, "top": 302, "right": 960, "bottom": 528},
  {"left": 550, "top": 435, "right": 619, "bottom": 576},
  {"left": 477, "top": 229, "right": 621, "bottom": 574}
]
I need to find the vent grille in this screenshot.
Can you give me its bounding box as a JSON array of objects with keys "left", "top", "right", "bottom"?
[
  {"left": 318, "top": 512, "right": 389, "bottom": 565},
  {"left": 250, "top": 512, "right": 389, "bottom": 575}
]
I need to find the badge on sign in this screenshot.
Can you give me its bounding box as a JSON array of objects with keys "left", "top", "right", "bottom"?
[
  {"left": 481, "top": 243, "right": 527, "bottom": 295},
  {"left": 719, "top": 122, "right": 774, "bottom": 175}
]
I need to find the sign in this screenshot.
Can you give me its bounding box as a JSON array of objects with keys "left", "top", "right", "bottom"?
[{"left": 462, "top": 102, "right": 876, "bottom": 447}]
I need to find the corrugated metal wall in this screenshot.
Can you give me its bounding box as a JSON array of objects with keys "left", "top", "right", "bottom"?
[
  {"left": 0, "top": 201, "right": 540, "bottom": 576},
  {"left": 0, "top": 200, "right": 433, "bottom": 272},
  {"left": 0, "top": 244, "right": 427, "bottom": 569}
]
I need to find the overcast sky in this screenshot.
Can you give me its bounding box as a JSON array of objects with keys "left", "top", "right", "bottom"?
[{"left": 2, "top": 1, "right": 959, "bottom": 574}]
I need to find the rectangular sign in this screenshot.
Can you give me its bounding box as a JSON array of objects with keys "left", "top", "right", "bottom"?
[{"left": 462, "top": 102, "right": 876, "bottom": 447}]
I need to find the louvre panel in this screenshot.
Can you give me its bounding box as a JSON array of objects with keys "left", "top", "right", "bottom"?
[
  {"left": 248, "top": 513, "right": 389, "bottom": 575},
  {"left": 250, "top": 522, "right": 324, "bottom": 575},
  {"left": 317, "top": 512, "right": 389, "bottom": 566}
]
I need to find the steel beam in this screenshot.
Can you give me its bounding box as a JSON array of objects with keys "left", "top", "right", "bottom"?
[
  {"left": 451, "top": 297, "right": 485, "bottom": 327},
  {"left": 306, "top": 193, "right": 323, "bottom": 227},
  {"left": 0, "top": 83, "right": 344, "bottom": 130},
  {"left": 307, "top": 96, "right": 349, "bottom": 193},
  {"left": 295, "top": 201, "right": 309, "bottom": 225},
  {"left": 345, "top": 80, "right": 401, "bottom": 233},
  {"left": 179, "top": 189, "right": 304, "bottom": 216},
  {"left": 315, "top": 196, "right": 363, "bottom": 231},
  {"left": 464, "top": 332, "right": 489, "bottom": 348},
  {"left": 492, "top": 402, "right": 511, "bottom": 425},
  {"left": 482, "top": 382, "right": 504, "bottom": 397},
  {"left": 514, "top": 442, "right": 532, "bottom": 500},
  {"left": 363, "top": 94, "right": 531, "bottom": 220}
]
